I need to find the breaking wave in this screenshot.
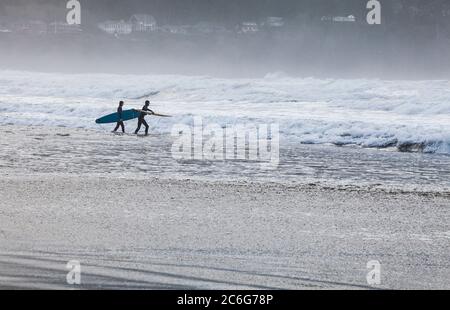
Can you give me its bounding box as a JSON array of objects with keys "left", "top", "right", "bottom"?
[{"left": 0, "top": 70, "right": 449, "bottom": 154}]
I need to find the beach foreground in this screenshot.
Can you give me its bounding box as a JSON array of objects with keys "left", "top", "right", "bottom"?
[{"left": 1, "top": 174, "right": 449, "bottom": 290}]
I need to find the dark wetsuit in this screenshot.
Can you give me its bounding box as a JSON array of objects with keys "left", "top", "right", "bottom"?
[
  {"left": 113, "top": 106, "right": 125, "bottom": 133},
  {"left": 134, "top": 105, "right": 154, "bottom": 135}
]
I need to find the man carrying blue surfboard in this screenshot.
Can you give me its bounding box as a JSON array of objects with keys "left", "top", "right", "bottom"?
[
  {"left": 134, "top": 100, "right": 155, "bottom": 136},
  {"left": 113, "top": 101, "right": 125, "bottom": 133}
]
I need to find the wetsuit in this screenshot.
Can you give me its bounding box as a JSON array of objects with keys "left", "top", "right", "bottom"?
[
  {"left": 113, "top": 106, "right": 125, "bottom": 133},
  {"left": 134, "top": 105, "right": 154, "bottom": 135}
]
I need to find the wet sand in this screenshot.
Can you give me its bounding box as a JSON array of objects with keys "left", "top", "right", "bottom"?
[
  {"left": 0, "top": 174, "right": 449, "bottom": 289},
  {"left": 0, "top": 125, "right": 449, "bottom": 289}
]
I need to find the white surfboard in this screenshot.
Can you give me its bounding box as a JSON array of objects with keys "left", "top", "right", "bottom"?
[{"left": 133, "top": 109, "right": 172, "bottom": 117}]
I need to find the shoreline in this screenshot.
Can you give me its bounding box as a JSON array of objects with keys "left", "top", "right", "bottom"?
[
  {"left": 1, "top": 124, "right": 450, "bottom": 193},
  {"left": 1, "top": 124, "right": 449, "bottom": 289},
  {"left": 3, "top": 122, "right": 450, "bottom": 156},
  {"left": 2, "top": 172, "right": 450, "bottom": 198}
]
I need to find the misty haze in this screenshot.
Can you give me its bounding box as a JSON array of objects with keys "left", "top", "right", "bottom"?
[{"left": 1, "top": 0, "right": 450, "bottom": 78}]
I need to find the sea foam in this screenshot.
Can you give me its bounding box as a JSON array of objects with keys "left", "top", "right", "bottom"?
[{"left": 0, "top": 70, "right": 449, "bottom": 154}]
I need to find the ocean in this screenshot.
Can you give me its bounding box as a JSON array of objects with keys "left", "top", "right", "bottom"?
[
  {"left": 1, "top": 70, "right": 449, "bottom": 191},
  {"left": 1, "top": 70, "right": 449, "bottom": 290}
]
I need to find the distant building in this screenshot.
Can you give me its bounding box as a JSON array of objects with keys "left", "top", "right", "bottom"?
[
  {"left": 159, "top": 25, "right": 189, "bottom": 35},
  {"left": 0, "top": 23, "right": 11, "bottom": 33},
  {"left": 49, "top": 22, "right": 82, "bottom": 34},
  {"left": 321, "top": 15, "right": 356, "bottom": 23},
  {"left": 14, "top": 20, "right": 47, "bottom": 34},
  {"left": 240, "top": 22, "right": 259, "bottom": 33},
  {"left": 193, "top": 22, "right": 227, "bottom": 34},
  {"left": 130, "top": 14, "right": 157, "bottom": 32},
  {"left": 263, "top": 17, "right": 285, "bottom": 28},
  {"left": 334, "top": 15, "right": 356, "bottom": 22},
  {"left": 98, "top": 20, "right": 132, "bottom": 35},
  {"left": 0, "top": 17, "right": 12, "bottom": 33}
]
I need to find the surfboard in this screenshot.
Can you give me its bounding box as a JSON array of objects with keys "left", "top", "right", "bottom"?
[
  {"left": 95, "top": 109, "right": 140, "bottom": 124},
  {"left": 133, "top": 109, "right": 172, "bottom": 118}
]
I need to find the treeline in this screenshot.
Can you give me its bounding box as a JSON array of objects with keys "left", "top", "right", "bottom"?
[
  {"left": 1, "top": 0, "right": 450, "bottom": 78},
  {"left": 1, "top": 0, "right": 450, "bottom": 26}
]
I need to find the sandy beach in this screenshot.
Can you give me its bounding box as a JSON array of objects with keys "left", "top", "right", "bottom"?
[
  {"left": 1, "top": 1, "right": 450, "bottom": 295},
  {"left": 1, "top": 156, "right": 449, "bottom": 289}
]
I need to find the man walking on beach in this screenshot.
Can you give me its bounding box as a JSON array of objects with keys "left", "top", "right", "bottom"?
[
  {"left": 113, "top": 101, "right": 125, "bottom": 133},
  {"left": 134, "top": 100, "right": 155, "bottom": 136}
]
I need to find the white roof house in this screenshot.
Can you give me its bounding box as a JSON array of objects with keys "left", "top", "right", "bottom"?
[
  {"left": 98, "top": 20, "right": 132, "bottom": 35},
  {"left": 0, "top": 23, "right": 11, "bottom": 33},
  {"left": 13, "top": 20, "right": 48, "bottom": 34},
  {"left": 264, "top": 17, "right": 285, "bottom": 27},
  {"left": 129, "top": 14, "right": 157, "bottom": 32},
  {"left": 0, "top": 17, "right": 12, "bottom": 33},
  {"left": 321, "top": 15, "right": 356, "bottom": 23},
  {"left": 49, "top": 22, "right": 82, "bottom": 34},
  {"left": 240, "top": 22, "right": 259, "bottom": 33},
  {"left": 333, "top": 15, "right": 356, "bottom": 22},
  {"left": 160, "top": 25, "right": 189, "bottom": 35},
  {"left": 192, "top": 22, "right": 227, "bottom": 34}
]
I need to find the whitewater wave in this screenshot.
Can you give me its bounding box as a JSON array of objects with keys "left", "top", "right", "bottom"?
[{"left": 0, "top": 70, "right": 449, "bottom": 154}]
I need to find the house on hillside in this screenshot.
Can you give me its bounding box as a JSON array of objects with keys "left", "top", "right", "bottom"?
[
  {"left": 98, "top": 20, "right": 132, "bottom": 35},
  {"left": 321, "top": 15, "right": 356, "bottom": 23},
  {"left": 49, "top": 22, "right": 82, "bottom": 34},
  {"left": 263, "top": 17, "right": 285, "bottom": 28},
  {"left": 0, "top": 17, "right": 12, "bottom": 33},
  {"left": 0, "top": 23, "right": 12, "bottom": 33},
  {"left": 192, "top": 22, "right": 227, "bottom": 34},
  {"left": 14, "top": 20, "right": 47, "bottom": 34},
  {"left": 130, "top": 14, "right": 157, "bottom": 32},
  {"left": 159, "top": 25, "right": 189, "bottom": 35},
  {"left": 334, "top": 15, "right": 356, "bottom": 22},
  {"left": 239, "top": 22, "right": 259, "bottom": 33}
]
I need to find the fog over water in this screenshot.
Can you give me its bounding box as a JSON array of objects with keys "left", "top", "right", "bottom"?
[{"left": 1, "top": 0, "right": 450, "bottom": 78}]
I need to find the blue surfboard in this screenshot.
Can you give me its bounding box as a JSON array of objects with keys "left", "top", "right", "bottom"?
[{"left": 95, "top": 109, "right": 140, "bottom": 124}]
